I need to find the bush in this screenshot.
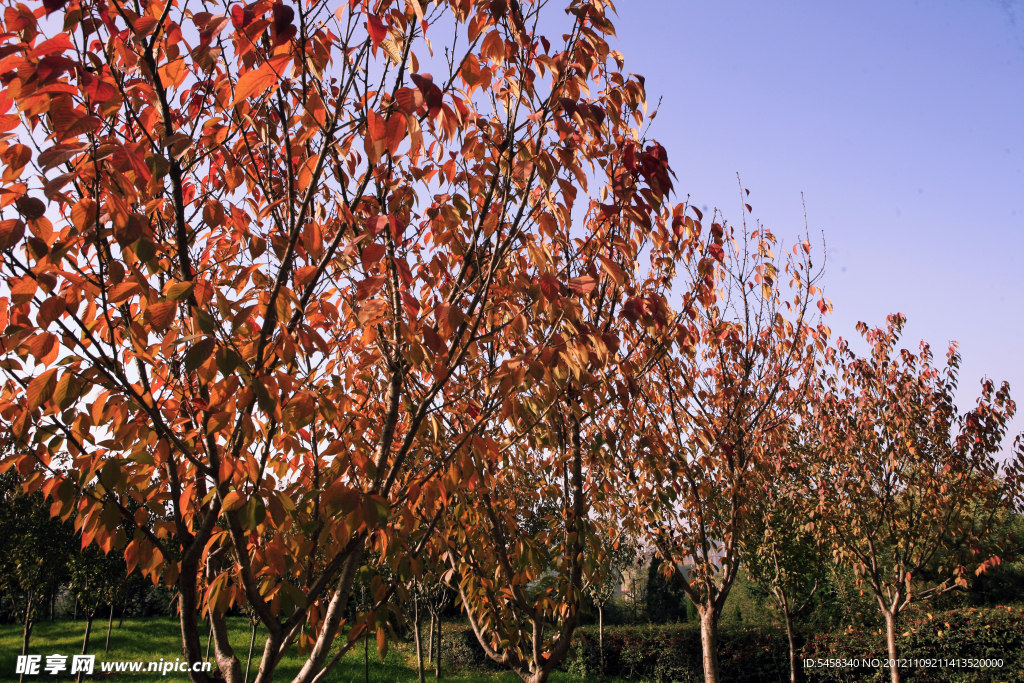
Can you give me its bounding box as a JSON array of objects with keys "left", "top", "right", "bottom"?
[
  {"left": 563, "top": 606, "right": 1024, "bottom": 682},
  {"left": 440, "top": 625, "right": 502, "bottom": 670},
  {"left": 803, "top": 605, "right": 1024, "bottom": 683},
  {"left": 566, "top": 623, "right": 789, "bottom": 682}
]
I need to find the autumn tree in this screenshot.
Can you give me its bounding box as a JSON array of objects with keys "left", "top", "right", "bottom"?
[
  {"left": 628, "top": 198, "right": 830, "bottom": 683},
  {"left": 0, "top": 0, "right": 682, "bottom": 681},
  {"left": 812, "top": 314, "right": 1024, "bottom": 683},
  {"left": 432, "top": 102, "right": 701, "bottom": 680}
]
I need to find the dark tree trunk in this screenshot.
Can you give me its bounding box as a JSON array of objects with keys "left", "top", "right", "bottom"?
[
  {"left": 598, "top": 602, "right": 604, "bottom": 675},
  {"left": 105, "top": 603, "right": 114, "bottom": 652},
  {"left": 76, "top": 611, "right": 94, "bottom": 683},
  {"left": 364, "top": 626, "right": 369, "bottom": 683},
  {"left": 19, "top": 592, "right": 34, "bottom": 683}
]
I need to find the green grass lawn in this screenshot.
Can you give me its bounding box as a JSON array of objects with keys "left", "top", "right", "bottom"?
[{"left": 0, "top": 617, "right": 583, "bottom": 683}]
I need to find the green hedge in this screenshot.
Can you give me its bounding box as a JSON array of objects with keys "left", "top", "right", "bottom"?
[
  {"left": 562, "top": 606, "right": 1024, "bottom": 683},
  {"left": 565, "top": 623, "right": 789, "bottom": 682},
  {"left": 803, "top": 606, "right": 1024, "bottom": 683}
]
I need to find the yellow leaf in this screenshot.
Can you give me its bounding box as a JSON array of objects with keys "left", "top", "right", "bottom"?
[
  {"left": 221, "top": 490, "right": 245, "bottom": 511},
  {"left": 164, "top": 281, "right": 194, "bottom": 301}
]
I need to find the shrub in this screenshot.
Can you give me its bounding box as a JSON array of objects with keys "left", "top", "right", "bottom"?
[
  {"left": 802, "top": 605, "right": 1024, "bottom": 682},
  {"left": 562, "top": 606, "right": 1024, "bottom": 682},
  {"left": 566, "top": 623, "right": 789, "bottom": 682},
  {"left": 440, "top": 626, "right": 503, "bottom": 671}
]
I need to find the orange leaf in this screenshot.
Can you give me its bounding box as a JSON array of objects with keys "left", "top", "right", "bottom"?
[
  {"left": 232, "top": 56, "right": 292, "bottom": 106},
  {"left": 27, "top": 368, "right": 58, "bottom": 411},
  {"left": 146, "top": 301, "right": 177, "bottom": 332},
  {"left": 109, "top": 281, "right": 141, "bottom": 303},
  {"left": 598, "top": 255, "right": 626, "bottom": 286},
  {"left": 568, "top": 276, "right": 596, "bottom": 295}
]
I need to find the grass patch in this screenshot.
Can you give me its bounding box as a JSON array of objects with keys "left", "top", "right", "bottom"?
[{"left": 0, "top": 618, "right": 586, "bottom": 683}]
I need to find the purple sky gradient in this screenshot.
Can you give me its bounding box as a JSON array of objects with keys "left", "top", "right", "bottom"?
[{"left": 612, "top": 0, "right": 1024, "bottom": 445}]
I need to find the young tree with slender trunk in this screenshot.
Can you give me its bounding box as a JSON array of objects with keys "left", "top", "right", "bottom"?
[
  {"left": 629, "top": 198, "right": 830, "bottom": 683},
  {"left": 812, "top": 314, "right": 1024, "bottom": 683},
  {"left": 583, "top": 529, "right": 635, "bottom": 675},
  {"left": 744, "top": 444, "right": 823, "bottom": 683}
]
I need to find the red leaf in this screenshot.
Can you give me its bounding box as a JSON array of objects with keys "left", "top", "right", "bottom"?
[
  {"left": 0, "top": 219, "right": 25, "bottom": 249},
  {"left": 540, "top": 272, "right": 560, "bottom": 301},
  {"left": 231, "top": 4, "right": 255, "bottom": 28},
  {"left": 395, "top": 87, "right": 424, "bottom": 114},
  {"left": 272, "top": 2, "right": 294, "bottom": 33},
  {"left": 361, "top": 243, "right": 386, "bottom": 270},
  {"left": 355, "top": 274, "right": 386, "bottom": 300},
  {"left": 367, "top": 15, "right": 387, "bottom": 48}
]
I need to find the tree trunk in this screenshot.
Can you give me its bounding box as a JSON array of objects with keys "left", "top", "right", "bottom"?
[
  {"left": 105, "top": 603, "right": 114, "bottom": 652},
  {"left": 699, "top": 608, "right": 722, "bottom": 683},
  {"left": 598, "top": 603, "right": 604, "bottom": 675},
  {"left": 413, "top": 593, "right": 425, "bottom": 683},
  {"left": 427, "top": 614, "right": 434, "bottom": 664},
  {"left": 76, "top": 612, "right": 94, "bottom": 683},
  {"left": 175, "top": 559, "right": 210, "bottom": 683},
  {"left": 210, "top": 607, "right": 243, "bottom": 683},
  {"left": 783, "top": 607, "right": 799, "bottom": 683},
  {"left": 244, "top": 620, "right": 257, "bottom": 683},
  {"left": 884, "top": 610, "right": 900, "bottom": 683},
  {"left": 73, "top": 595, "right": 78, "bottom": 621},
  {"left": 364, "top": 626, "right": 369, "bottom": 683},
  {"left": 434, "top": 617, "right": 441, "bottom": 679},
  {"left": 19, "top": 592, "right": 33, "bottom": 683},
  {"left": 289, "top": 547, "right": 362, "bottom": 683}
]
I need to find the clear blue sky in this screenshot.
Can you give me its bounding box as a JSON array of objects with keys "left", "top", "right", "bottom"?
[{"left": 612, "top": 0, "right": 1024, "bottom": 444}]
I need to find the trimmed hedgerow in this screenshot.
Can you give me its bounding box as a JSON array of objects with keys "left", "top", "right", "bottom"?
[
  {"left": 802, "top": 605, "right": 1024, "bottom": 682},
  {"left": 561, "top": 605, "right": 1024, "bottom": 682},
  {"left": 564, "top": 623, "right": 789, "bottom": 682}
]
